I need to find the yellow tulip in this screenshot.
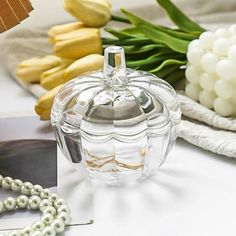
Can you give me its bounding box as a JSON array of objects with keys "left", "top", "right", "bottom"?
[
  {"left": 40, "top": 59, "right": 74, "bottom": 90},
  {"left": 48, "top": 22, "right": 87, "bottom": 44},
  {"left": 16, "top": 55, "right": 62, "bottom": 83},
  {"left": 35, "top": 84, "right": 63, "bottom": 120},
  {"left": 53, "top": 28, "right": 102, "bottom": 59},
  {"left": 64, "top": 54, "right": 104, "bottom": 81},
  {"left": 64, "top": 0, "right": 111, "bottom": 27}
]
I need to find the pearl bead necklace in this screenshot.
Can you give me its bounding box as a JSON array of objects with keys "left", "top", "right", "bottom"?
[{"left": 0, "top": 175, "right": 71, "bottom": 236}]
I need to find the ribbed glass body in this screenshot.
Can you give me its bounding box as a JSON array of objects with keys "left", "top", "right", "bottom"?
[{"left": 51, "top": 47, "right": 181, "bottom": 184}]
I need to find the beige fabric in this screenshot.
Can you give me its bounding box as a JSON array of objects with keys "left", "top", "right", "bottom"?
[{"left": 1, "top": 0, "right": 236, "bottom": 157}]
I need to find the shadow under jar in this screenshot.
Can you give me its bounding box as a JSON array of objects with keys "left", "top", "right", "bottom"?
[{"left": 51, "top": 46, "right": 181, "bottom": 185}]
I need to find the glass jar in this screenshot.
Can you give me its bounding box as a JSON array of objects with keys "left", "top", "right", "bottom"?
[{"left": 51, "top": 46, "right": 181, "bottom": 185}]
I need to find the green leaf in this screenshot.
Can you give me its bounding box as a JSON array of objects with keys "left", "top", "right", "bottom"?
[
  {"left": 156, "top": 0, "right": 205, "bottom": 33},
  {"left": 140, "top": 25, "right": 189, "bottom": 53},
  {"left": 149, "top": 59, "right": 186, "bottom": 73},
  {"left": 121, "top": 9, "right": 198, "bottom": 40},
  {"left": 126, "top": 51, "right": 182, "bottom": 68},
  {"left": 123, "top": 44, "right": 164, "bottom": 54},
  {"left": 102, "top": 37, "right": 152, "bottom": 46},
  {"left": 154, "top": 65, "right": 180, "bottom": 78},
  {"left": 165, "top": 69, "right": 185, "bottom": 85},
  {"left": 110, "top": 14, "right": 130, "bottom": 24},
  {"left": 126, "top": 52, "right": 169, "bottom": 67},
  {"left": 104, "top": 28, "right": 131, "bottom": 39},
  {"left": 121, "top": 27, "right": 145, "bottom": 37}
]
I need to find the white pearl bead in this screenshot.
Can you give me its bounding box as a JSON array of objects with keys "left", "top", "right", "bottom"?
[
  {"left": 20, "top": 227, "right": 32, "bottom": 236},
  {"left": 185, "top": 83, "right": 202, "bottom": 101},
  {"left": 31, "top": 221, "right": 45, "bottom": 231},
  {"left": 214, "top": 98, "right": 234, "bottom": 116},
  {"left": 52, "top": 219, "right": 65, "bottom": 233},
  {"left": 212, "top": 38, "right": 230, "bottom": 56},
  {"left": 30, "top": 231, "right": 42, "bottom": 236},
  {"left": 53, "top": 199, "right": 66, "bottom": 209},
  {"left": 2, "top": 177, "right": 13, "bottom": 190},
  {"left": 199, "top": 91, "right": 216, "bottom": 109},
  {"left": 199, "top": 31, "right": 215, "bottom": 50},
  {"left": 39, "top": 199, "right": 52, "bottom": 211},
  {"left": 42, "top": 213, "right": 54, "bottom": 226},
  {"left": 21, "top": 182, "right": 33, "bottom": 195},
  {"left": 57, "top": 205, "right": 71, "bottom": 214},
  {"left": 216, "top": 59, "right": 236, "bottom": 81},
  {"left": 201, "top": 52, "right": 218, "bottom": 73},
  {"left": 31, "top": 185, "right": 43, "bottom": 196},
  {"left": 16, "top": 195, "right": 29, "bottom": 209},
  {"left": 3, "top": 197, "right": 16, "bottom": 211},
  {"left": 49, "top": 193, "right": 59, "bottom": 203},
  {"left": 40, "top": 189, "right": 52, "bottom": 199},
  {"left": 199, "top": 73, "right": 216, "bottom": 91},
  {"left": 28, "top": 196, "right": 41, "bottom": 210},
  {"left": 42, "top": 226, "right": 56, "bottom": 236},
  {"left": 11, "top": 179, "right": 23, "bottom": 192},
  {"left": 185, "top": 65, "right": 201, "bottom": 84},
  {"left": 228, "top": 45, "right": 236, "bottom": 63},
  {"left": 0, "top": 174, "right": 3, "bottom": 186},
  {"left": 8, "top": 230, "right": 20, "bottom": 236},
  {"left": 187, "top": 47, "right": 204, "bottom": 66},
  {"left": 57, "top": 212, "right": 71, "bottom": 225},
  {"left": 43, "top": 206, "right": 56, "bottom": 216},
  {"left": 0, "top": 201, "right": 4, "bottom": 213}
]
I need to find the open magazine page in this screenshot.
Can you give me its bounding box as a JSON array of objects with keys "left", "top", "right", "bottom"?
[{"left": 0, "top": 116, "right": 93, "bottom": 231}]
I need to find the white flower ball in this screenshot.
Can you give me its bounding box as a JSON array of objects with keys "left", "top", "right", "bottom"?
[
  {"left": 214, "top": 79, "right": 235, "bottom": 99},
  {"left": 213, "top": 98, "right": 234, "bottom": 116},
  {"left": 199, "top": 73, "right": 216, "bottom": 91},
  {"left": 188, "top": 39, "right": 201, "bottom": 50},
  {"left": 185, "top": 65, "right": 202, "bottom": 84},
  {"left": 212, "top": 38, "right": 230, "bottom": 56},
  {"left": 199, "top": 31, "right": 215, "bottom": 50},
  {"left": 229, "top": 24, "right": 236, "bottom": 35},
  {"left": 199, "top": 91, "right": 216, "bottom": 109},
  {"left": 185, "top": 83, "right": 202, "bottom": 101},
  {"left": 185, "top": 25, "right": 236, "bottom": 117},
  {"left": 187, "top": 47, "right": 204, "bottom": 66},
  {"left": 215, "top": 28, "right": 231, "bottom": 38},
  {"left": 228, "top": 45, "right": 236, "bottom": 63},
  {"left": 200, "top": 52, "right": 218, "bottom": 73},
  {"left": 216, "top": 59, "right": 236, "bottom": 81}
]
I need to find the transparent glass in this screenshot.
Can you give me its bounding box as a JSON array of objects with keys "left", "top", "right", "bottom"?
[{"left": 51, "top": 46, "right": 181, "bottom": 185}]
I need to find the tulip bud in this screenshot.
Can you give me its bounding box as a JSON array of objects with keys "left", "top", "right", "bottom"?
[
  {"left": 48, "top": 22, "right": 87, "bottom": 44},
  {"left": 64, "top": 54, "right": 104, "bottom": 81},
  {"left": 35, "top": 84, "right": 63, "bottom": 120},
  {"left": 64, "top": 0, "right": 111, "bottom": 27},
  {"left": 53, "top": 28, "right": 102, "bottom": 59},
  {"left": 40, "top": 59, "right": 74, "bottom": 90},
  {"left": 17, "top": 55, "right": 62, "bottom": 83}
]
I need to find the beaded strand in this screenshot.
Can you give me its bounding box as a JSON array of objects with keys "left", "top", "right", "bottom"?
[{"left": 0, "top": 175, "right": 71, "bottom": 236}]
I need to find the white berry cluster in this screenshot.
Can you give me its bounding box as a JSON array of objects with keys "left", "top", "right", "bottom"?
[{"left": 185, "top": 25, "right": 236, "bottom": 117}]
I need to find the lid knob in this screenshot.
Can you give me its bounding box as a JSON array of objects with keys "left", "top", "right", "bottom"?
[{"left": 103, "top": 46, "right": 127, "bottom": 86}]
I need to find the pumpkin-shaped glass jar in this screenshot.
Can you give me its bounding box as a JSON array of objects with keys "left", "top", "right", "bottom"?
[{"left": 51, "top": 46, "right": 181, "bottom": 184}]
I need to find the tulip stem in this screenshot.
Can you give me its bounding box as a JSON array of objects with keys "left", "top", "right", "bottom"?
[{"left": 111, "top": 14, "right": 130, "bottom": 24}]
